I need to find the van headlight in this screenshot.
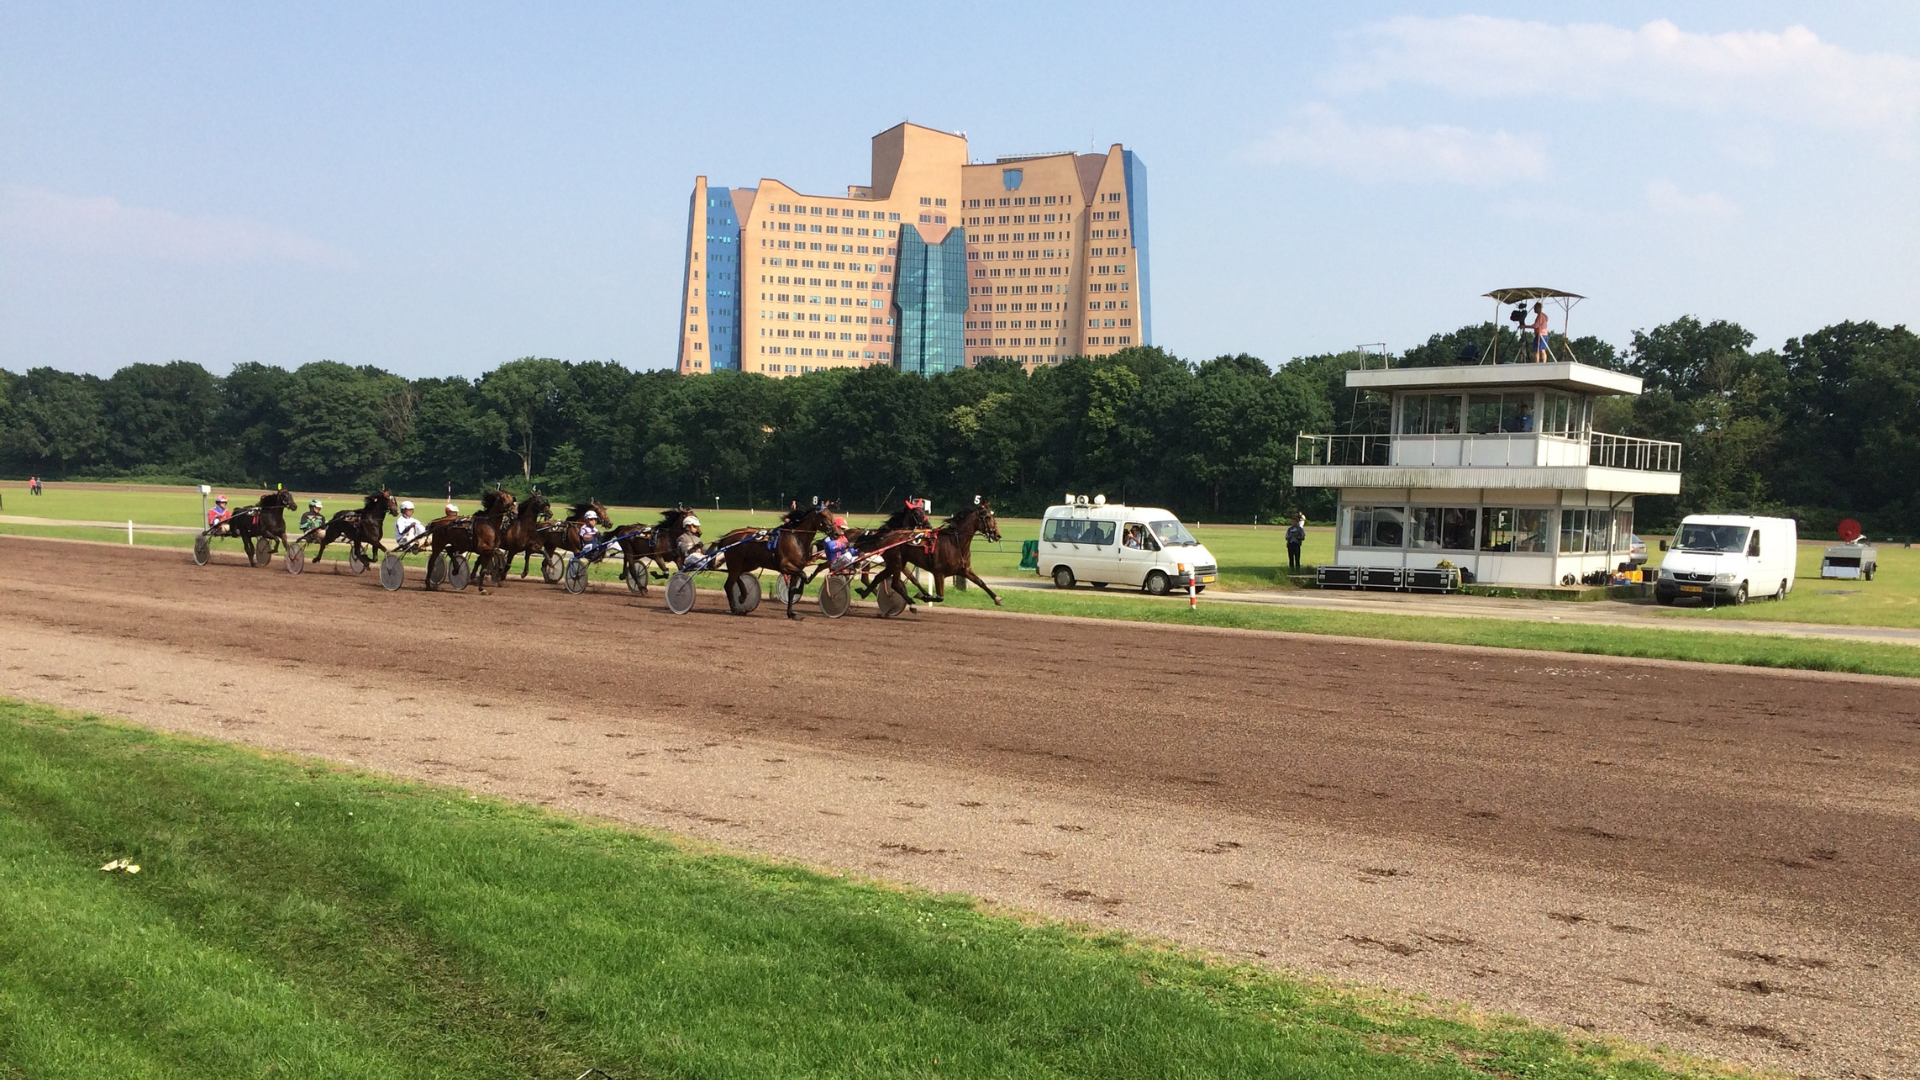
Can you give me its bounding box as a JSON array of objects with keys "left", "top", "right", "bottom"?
[{"left": 1714, "top": 572, "right": 1738, "bottom": 584}]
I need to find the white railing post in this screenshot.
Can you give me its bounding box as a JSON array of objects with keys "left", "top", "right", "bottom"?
[{"left": 128, "top": 520, "right": 134, "bottom": 545}]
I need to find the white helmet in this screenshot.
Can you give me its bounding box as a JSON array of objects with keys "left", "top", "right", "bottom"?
[
  {"left": 445, "top": 503, "right": 459, "bottom": 514},
  {"left": 682, "top": 514, "right": 701, "bottom": 529},
  {"left": 399, "top": 500, "right": 414, "bottom": 511},
  {"left": 584, "top": 510, "right": 598, "bottom": 520},
  {"left": 309, "top": 499, "right": 323, "bottom": 508}
]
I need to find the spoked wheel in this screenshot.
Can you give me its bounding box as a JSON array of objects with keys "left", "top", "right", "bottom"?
[
  {"left": 449, "top": 555, "right": 471, "bottom": 592},
  {"left": 625, "top": 562, "right": 648, "bottom": 595},
  {"left": 542, "top": 552, "right": 563, "bottom": 584},
  {"left": 250, "top": 539, "right": 273, "bottom": 568},
  {"left": 192, "top": 534, "right": 211, "bottom": 566},
  {"left": 379, "top": 554, "right": 406, "bottom": 591},
  {"left": 563, "top": 557, "right": 590, "bottom": 595},
  {"left": 726, "top": 574, "right": 762, "bottom": 615},
  {"left": 875, "top": 577, "right": 908, "bottom": 618},
  {"left": 820, "top": 575, "right": 851, "bottom": 619},
  {"left": 774, "top": 574, "right": 799, "bottom": 606},
  {"left": 488, "top": 551, "right": 510, "bottom": 586},
  {"left": 426, "top": 552, "right": 447, "bottom": 590},
  {"left": 346, "top": 548, "right": 370, "bottom": 575},
  {"left": 285, "top": 542, "right": 306, "bottom": 575},
  {"left": 666, "top": 571, "right": 696, "bottom": 615}
]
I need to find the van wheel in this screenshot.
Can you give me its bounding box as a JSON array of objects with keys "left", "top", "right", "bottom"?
[
  {"left": 1655, "top": 592, "right": 1676, "bottom": 606},
  {"left": 1774, "top": 579, "right": 1788, "bottom": 601},
  {"left": 1051, "top": 566, "right": 1075, "bottom": 589},
  {"left": 1144, "top": 570, "right": 1171, "bottom": 596},
  {"left": 1734, "top": 582, "right": 1749, "bottom": 605}
]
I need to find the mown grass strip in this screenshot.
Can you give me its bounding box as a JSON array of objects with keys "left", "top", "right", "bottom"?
[
  {"left": 0, "top": 700, "right": 1719, "bottom": 1080},
  {"left": 927, "top": 586, "right": 1920, "bottom": 679}
]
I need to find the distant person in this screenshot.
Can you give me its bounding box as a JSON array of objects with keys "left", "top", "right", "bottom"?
[
  {"left": 1516, "top": 402, "right": 1534, "bottom": 432},
  {"left": 442, "top": 503, "right": 460, "bottom": 519},
  {"left": 298, "top": 499, "right": 326, "bottom": 536},
  {"left": 1122, "top": 524, "right": 1144, "bottom": 549},
  {"left": 1286, "top": 513, "right": 1306, "bottom": 572},
  {"left": 206, "top": 495, "right": 231, "bottom": 534},
  {"left": 1531, "top": 303, "right": 1550, "bottom": 362},
  {"left": 393, "top": 500, "right": 427, "bottom": 547},
  {"left": 29, "top": 475, "right": 42, "bottom": 496}
]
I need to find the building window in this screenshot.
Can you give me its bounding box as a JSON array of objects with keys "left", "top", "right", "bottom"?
[{"left": 1002, "top": 169, "right": 1023, "bottom": 190}]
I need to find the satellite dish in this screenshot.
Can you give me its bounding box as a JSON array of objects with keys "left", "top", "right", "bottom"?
[{"left": 1838, "top": 518, "right": 1863, "bottom": 543}]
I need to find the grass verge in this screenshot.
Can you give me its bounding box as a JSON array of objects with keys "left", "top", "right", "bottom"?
[{"left": 0, "top": 699, "right": 1718, "bottom": 1080}]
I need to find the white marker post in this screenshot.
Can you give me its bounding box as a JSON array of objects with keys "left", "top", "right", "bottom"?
[{"left": 128, "top": 520, "right": 134, "bottom": 545}]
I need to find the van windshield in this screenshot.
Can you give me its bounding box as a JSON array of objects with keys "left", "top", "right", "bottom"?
[
  {"left": 1148, "top": 519, "right": 1197, "bottom": 546},
  {"left": 1675, "top": 524, "right": 1750, "bottom": 554}
]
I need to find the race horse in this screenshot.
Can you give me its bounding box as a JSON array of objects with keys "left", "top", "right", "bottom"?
[
  {"left": 709, "top": 503, "right": 836, "bottom": 619},
  {"left": 467, "top": 489, "right": 517, "bottom": 592},
  {"left": 493, "top": 491, "right": 551, "bottom": 583},
  {"left": 308, "top": 490, "right": 397, "bottom": 569},
  {"left": 221, "top": 488, "right": 297, "bottom": 567},
  {"left": 865, "top": 499, "right": 1003, "bottom": 612},
  {"left": 529, "top": 500, "right": 610, "bottom": 579},
  {"left": 619, "top": 507, "right": 704, "bottom": 588}
]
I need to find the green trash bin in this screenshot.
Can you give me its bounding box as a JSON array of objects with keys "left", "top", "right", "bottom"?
[{"left": 1019, "top": 539, "right": 1040, "bottom": 571}]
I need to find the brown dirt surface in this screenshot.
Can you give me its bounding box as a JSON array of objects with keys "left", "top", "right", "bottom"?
[{"left": 3, "top": 535, "right": 1917, "bottom": 1077}]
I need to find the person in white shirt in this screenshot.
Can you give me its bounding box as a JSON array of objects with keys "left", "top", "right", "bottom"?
[{"left": 393, "top": 500, "right": 428, "bottom": 547}]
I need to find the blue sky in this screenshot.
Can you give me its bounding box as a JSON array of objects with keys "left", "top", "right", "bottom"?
[{"left": 2, "top": 2, "right": 1915, "bottom": 377}]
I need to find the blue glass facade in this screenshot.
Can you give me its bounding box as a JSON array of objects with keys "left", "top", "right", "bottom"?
[
  {"left": 1122, "top": 151, "right": 1152, "bottom": 347},
  {"left": 704, "top": 189, "right": 742, "bottom": 371},
  {"left": 894, "top": 224, "right": 968, "bottom": 376}
]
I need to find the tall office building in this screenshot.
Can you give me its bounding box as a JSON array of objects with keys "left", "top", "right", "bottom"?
[{"left": 677, "top": 123, "right": 1149, "bottom": 377}]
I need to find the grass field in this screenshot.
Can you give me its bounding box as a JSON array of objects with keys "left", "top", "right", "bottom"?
[{"left": 0, "top": 698, "right": 1717, "bottom": 1080}]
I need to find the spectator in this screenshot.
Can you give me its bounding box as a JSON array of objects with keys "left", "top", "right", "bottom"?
[
  {"left": 1531, "top": 303, "right": 1550, "bottom": 362},
  {"left": 1286, "top": 513, "right": 1306, "bottom": 572}
]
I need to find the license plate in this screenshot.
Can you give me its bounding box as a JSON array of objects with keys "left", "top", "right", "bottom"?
[
  {"left": 1198, "top": 575, "right": 1215, "bottom": 584},
  {"left": 1680, "top": 585, "right": 1703, "bottom": 593}
]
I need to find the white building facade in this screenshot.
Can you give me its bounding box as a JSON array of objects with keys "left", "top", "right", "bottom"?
[{"left": 1292, "top": 361, "right": 1682, "bottom": 588}]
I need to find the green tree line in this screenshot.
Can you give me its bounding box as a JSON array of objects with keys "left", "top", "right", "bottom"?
[{"left": 2, "top": 316, "right": 1915, "bottom": 531}]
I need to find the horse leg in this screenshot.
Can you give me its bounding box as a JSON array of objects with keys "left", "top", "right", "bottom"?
[
  {"left": 965, "top": 566, "right": 1004, "bottom": 606},
  {"left": 786, "top": 569, "right": 805, "bottom": 620}
]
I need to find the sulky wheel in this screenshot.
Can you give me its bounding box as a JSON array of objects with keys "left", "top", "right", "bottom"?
[
  {"left": 773, "top": 574, "right": 794, "bottom": 606},
  {"left": 347, "top": 548, "right": 369, "bottom": 575},
  {"left": 875, "top": 577, "right": 908, "bottom": 618},
  {"left": 625, "top": 562, "right": 647, "bottom": 596},
  {"left": 285, "top": 541, "right": 306, "bottom": 575},
  {"left": 726, "top": 574, "right": 762, "bottom": 615},
  {"left": 665, "top": 571, "right": 696, "bottom": 615},
  {"left": 426, "top": 552, "right": 446, "bottom": 590},
  {"left": 192, "top": 534, "right": 212, "bottom": 566},
  {"left": 379, "top": 554, "right": 406, "bottom": 591},
  {"left": 563, "top": 557, "right": 590, "bottom": 595},
  {"left": 820, "top": 575, "right": 851, "bottom": 619},
  {"left": 542, "top": 552, "right": 563, "bottom": 584},
  {"left": 449, "top": 555, "right": 471, "bottom": 592},
  {"left": 249, "top": 539, "right": 272, "bottom": 568}
]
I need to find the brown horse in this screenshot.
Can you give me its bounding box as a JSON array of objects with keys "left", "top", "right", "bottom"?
[
  {"left": 868, "top": 499, "right": 1003, "bottom": 611},
  {"left": 309, "top": 490, "right": 397, "bottom": 568},
  {"left": 493, "top": 491, "right": 550, "bottom": 585},
  {"left": 467, "top": 489, "right": 517, "bottom": 592},
  {"left": 528, "top": 500, "right": 610, "bottom": 578},
  {"left": 222, "top": 488, "right": 297, "bottom": 566},
  {"left": 710, "top": 504, "right": 835, "bottom": 619},
  {"left": 619, "top": 507, "right": 703, "bottom": 587}
]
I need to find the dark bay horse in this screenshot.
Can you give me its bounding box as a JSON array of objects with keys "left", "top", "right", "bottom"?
[
  {"left": 495, "top": 491, "right": 551, "bottom": 584},
  {"left": 529, "top": 500, "right": 610, "bottom": 578},
  {"left": 869, "top": 499, "right": 1003, "bottom": 611},
  {"left": 309, "top": 490, "right": 397, "bottom": 568},
  {"left": 710, "top": 504, "right": 835, "bottom": 619},
  {"left": 223, "top": 488, "right": 297, "bottom": 566},
  {"left": 620, "top": 507, "right": 703, "bottom": 587},
  {"left": 468, "top": 489, "right": 517, "bottom": 591}
]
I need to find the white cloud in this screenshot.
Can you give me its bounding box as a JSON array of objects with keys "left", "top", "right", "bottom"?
[
  {"left": 1338, "top": 17, "right": 1920, "bottom": 138},
  {"left": 1248, "top": 104, "right": 1547, "bottom": 185},
  {"left": 0, "top": 186, "right": 354, "bottom": 268},
  {"left": 1644, "top": 179, "right": 1739, "bottom": 219}
]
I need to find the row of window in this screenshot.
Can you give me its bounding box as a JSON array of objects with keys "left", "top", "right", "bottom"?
[
  {"left": 774, "top": 203, "right": 900, "bottom": 221},
  {"left": 1087, "top": 318, "right": 1134, "bottom": 328},
  {"left": 975, "top": 302, "right": 1060, "bottom": 313},
  {"left": 765, "top": 310, "right": 884, "bottom": 322},
  {"left": 965, "top": 195, "right": 1070, "bottom": 208},
  {"left": 765, "top": 329, "right": 890, "bottom": 342},
  {"left": 766, "top": 276, "right": 886, "bottom": 291},
  {"left": 1088, "top": 299, "right": 1131, "bottom": 310},
  {"left": 764, "top": 295, "right": 886, "bottom": 311},
  {"left": 968, "top": 319, "right": 1061, "bottom": 330},
  {"left": 968, "top": 336, "right": 1067, "bottom": 348},
  {"left": 974, "top": 231, "right": 1065, "bottom": 243},
  {"left": 1343, "top": 506, "right": 1634, "bottom": 554},
  {"left": 768, "top": 240, "right": 896, "bottom": 257},
  {"left": 971, "top": 249, "right": 1058, "bottom": 261},
  {"left": 767, "top": 222, "right": 897, "bottom": 238},
  {"left": 759, "top": 346, "right": 890, "bottom": 360},
  {"left": 916, "top": 197, "right": 948, "bottom": 207},
  {"left": 917, "top": 214, "right": 948, "bottom": 224},
  {"left": 974, "top": 266, "right": 1069, "bottom": 278},
  {"left": 1091, "top": 246, "right": 1128, "bottom": 256},
  {"left": 761, "top": 257, "right": 891, "bottom": 275},
  {"left": 970, "top": 215, "right": 1063, "bottom": 227},
  {"left": 971, "top": 284, "right": 1062, "bottom": 296},
  {"left": 1398, "top": 391, "right": 1595, "bottom": 437}
]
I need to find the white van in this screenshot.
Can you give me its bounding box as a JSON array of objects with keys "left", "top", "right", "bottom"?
[
  {"left": 1654, "top": 514, "right": 1798, "bottom": 606},
  {"left": 1039, "top": 495, "right": 1218, "bottom": 595}
]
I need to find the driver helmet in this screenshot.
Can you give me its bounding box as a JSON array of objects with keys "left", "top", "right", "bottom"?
[
  {"left": 832, "top": 515, "right": 848, "bottom": 530},
  {"left": 445, "top": 503, "right": 459, "bottom": 514},
  {"left": 584, "top": 510, "right": 598, "bottom": 521},
  {"left": 309, "top": 499, "right": 322, "bottom": 509},
  {"left": 399, "top": 500, "right": 414, "bottom": 512},
  {"left": 682, "top": 513, "right": 701, "bottom": 530},
  {"left": 215, "top": 495, "right": 228, "bottom": 504}
]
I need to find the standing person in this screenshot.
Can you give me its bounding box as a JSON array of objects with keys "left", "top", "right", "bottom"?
[
  {"left": 1531, "top": 302, "right": 1550, "bottom": 362},
  {"left": 1286, "top": 512, "right": 1307, "bottom": 572},
  {"left": 28, "top": 475, "right": 41, "bottom": 496}
]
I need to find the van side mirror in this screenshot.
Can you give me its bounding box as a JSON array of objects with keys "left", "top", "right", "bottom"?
[{"left": 1658, "top": 539, "right": 1668, "bottom": 551}]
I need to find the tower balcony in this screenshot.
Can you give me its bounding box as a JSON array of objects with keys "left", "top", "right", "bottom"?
[{"left": 1292, "top": 431, "right": 1682, "bottom": 495}]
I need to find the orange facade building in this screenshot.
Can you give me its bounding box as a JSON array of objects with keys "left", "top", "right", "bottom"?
[{"left": 677, "top": 123, "right": 1149, "bottom": 377}]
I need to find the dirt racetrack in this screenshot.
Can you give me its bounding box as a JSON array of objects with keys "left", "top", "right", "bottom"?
[{"left": 3, "top": 536, "right": 1917, "bottom": 1077}]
